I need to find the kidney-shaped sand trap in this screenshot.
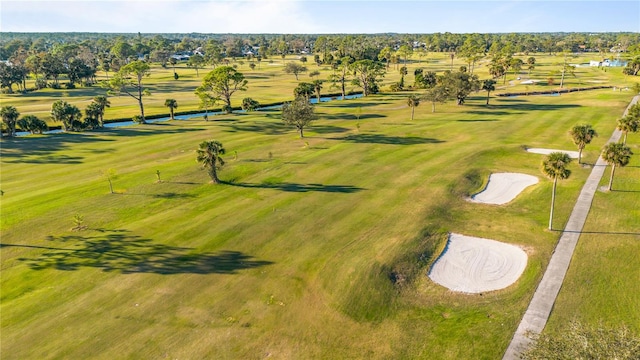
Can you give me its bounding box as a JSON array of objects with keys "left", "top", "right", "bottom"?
[
  {"left": 526, "top": 148, "right": 579, "bottom": 159},
  {"left": 428, "top": 233, "right": 527, "bottom": 293},
  {"left": 469, "top": 173, "right": 538, "bottom": 205}
]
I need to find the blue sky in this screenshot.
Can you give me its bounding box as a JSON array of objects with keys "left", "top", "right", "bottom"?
[{"left": 1, "top": 0, "right": 639, "bottom": 33}]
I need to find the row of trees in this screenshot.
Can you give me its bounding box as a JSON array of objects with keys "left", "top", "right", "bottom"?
[
  {"left": 4, "top": 30, "right": 640, "bottom": 95},
  {"left": 544, "top": 110, "right": 639, "bottom": 229},
  {"left": 0, "top": 96, "right": 110, "bottom": 136},
  {"left": 4, "top": 32, "right": 639, "bottom": 64}
]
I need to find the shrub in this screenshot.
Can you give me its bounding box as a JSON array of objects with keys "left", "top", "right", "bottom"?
[
  {"left": 64, "top": 82, "right": 76, "bottom": 89},
  {"left": 35, "top": 78, "right": 47, "bottom": 89}
]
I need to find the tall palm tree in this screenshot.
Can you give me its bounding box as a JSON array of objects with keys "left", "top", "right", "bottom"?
[
  {"left": 84, "top": 102, "right": 102, "bottom": 130},
  {"left": 196, "top": 140, "right": 225, "bottom": 184},
  {"left": 601, "top": 143, "right": 633, "bottom": 191},
  {"left": 616, "top": 116, "right": 639, "bottom": 145},
  {"left": 569, "top": 124, "right": 598, "bottom": 164},
  {"left": 164, "top": 99, "right": 178, "bottom": 120},
  {"left": 92, "top": 95, "right": 111, "bottom": 127},
  {"left": 312, "top": 80, "right": 323, "bottom": 104},
  {"left": 541, "top": 152, "right": 572, "bottom": 230},
  {"left": 482, "top": 79, "right": 496, "bottom": 105},
  {"left": 0, "top": 105, "right": 20, "bottom": 137},
  {"left": 407, "top": 95, "right": 420, "bottom": 120}
]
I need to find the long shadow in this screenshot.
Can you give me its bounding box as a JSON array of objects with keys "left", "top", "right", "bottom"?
[
  {"left": 324, "top": 101, "right": 390, "bottom": 108},
  {"left": 465, "top": 110, "right": 515, "bottom": 116},
  {"left": 558, "top": 230, "right": 640, "bottom": 236},
  {"left": 97, "top": 126, "right": 203, "bottom": 137},
  {"left": 457, "top": 119, "right": 499, "bottom": 122},
  {"left": 1, "top": 133, "right": 115, "bottom": 163},
  {"left": 224, "top": 181, "right": 364, "bottom": 193},
  {"left": 151, "top": 192, "right": 197, "bottom": 199},
  {"left": 332, "top": 133, "right": 444, "bottom": 145},
  {"left": 471, "top": 103, "right": 582, "bottom": 112},
  {"left": 221, "top": 121, "right": 289, "bottom": 135},
  {"left": 308, "top": 125, "right": 351, "bottom": 134},
  {"left": 14, "top": 231, "right": 273, "bottom": 274},
  {"left": 320, "top": 113, "right": 387, "bottom": 120}
]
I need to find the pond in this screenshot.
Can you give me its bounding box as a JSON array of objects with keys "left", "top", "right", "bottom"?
[{"left": 15, "top": 93, "right": 364, "bottom": 137}]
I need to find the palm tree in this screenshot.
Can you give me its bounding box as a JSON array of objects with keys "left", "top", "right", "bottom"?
[
  {"left": 541, "top": 152, "right": 572, "bottom": 230},
  {"left": 51, "top": 100, "right": 82, "bottom": 132},
  {"left": 84, "top": 102, "right": 102, "bottom": 130},
  {"left": 312, "top": 80, "right": 323, "bottom": 103},
  {"left": 482, "top": 79, "right": 496, "bottom": 105},
  {"left": 92, "top": 95, "right": 111, "bottom": 127},
  {"left": 601, "top": 143, "right": 633, "bottom": 191},
  {"left": 569, "top": 124, "right": 598, "bottom": 164},
  {"left": 0, "top": 105, "right": 20, "bottom": 137},
  {"left": 407, "top": 95, "right": 420, "bottom": 120},
  {"left": 616, "top": 115, "right": 639, "bottom": 145},
  {"left": 196, "top": 140, "right": 225, "bottom": 184},
  {"left": 164, "top": 99, "right": 178, "bottom": 120}
]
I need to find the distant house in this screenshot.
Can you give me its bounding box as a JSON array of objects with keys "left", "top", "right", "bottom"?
[{"left": 590, "top": 59, "right": 628, "bottom": 67}]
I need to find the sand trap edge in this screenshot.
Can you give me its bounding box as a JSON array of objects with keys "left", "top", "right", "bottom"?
[{"left": 428, "top": 233, "right": 528, "bottom": 294}]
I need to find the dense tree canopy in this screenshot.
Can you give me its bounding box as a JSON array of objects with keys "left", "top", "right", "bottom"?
[{"left": 199, "top": 66, "right": 247, "bottom": 114}]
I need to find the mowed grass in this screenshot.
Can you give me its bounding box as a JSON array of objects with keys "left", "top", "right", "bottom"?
[
  {"left": 1, "top": 73, "right": 638, "bottom": 358},
  {"left": 2, "top": 52, "right": 637, "bottom": 126},
  {"left": 545, "top": 129, "right": 640, "bottom": 334}
]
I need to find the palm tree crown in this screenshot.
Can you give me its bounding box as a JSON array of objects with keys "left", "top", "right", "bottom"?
[
  {"left": 569, "top": 124, "right": 598, "bottom": 164},
  {"left": 196, "top": 140, "right": 225, "bottom": 184},
  {"left": 0, "top": 105, "right": 20, "bottom": 137},
  {"left": 601, "top": 142, "right": 633, "bottom": 190},
  {"left": 616, "top": 116, "right": 639, "bottom": 144},
  {"left": 164, "top": 99, "right": 179, "bottom": 120},
  {"left": 541, "top": 152, "right": 572, "bottom": 230}
]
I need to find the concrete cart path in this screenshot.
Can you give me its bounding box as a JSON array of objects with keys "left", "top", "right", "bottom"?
[{"left": 502, "top": 95, "right": 639, "bottom": 360}]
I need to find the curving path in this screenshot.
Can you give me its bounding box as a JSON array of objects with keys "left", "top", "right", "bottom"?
[{"left": 502, "top": 95, "right": 640, "bottom": 359}]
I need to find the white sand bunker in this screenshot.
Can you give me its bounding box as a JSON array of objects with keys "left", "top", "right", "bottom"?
[
  {"left": 429, "top": 233, "right": 527, "bottom": 293},
  {"left": 470, "top": 173, "right": 538, "bottom": 205},
  {"left": 526, "top": 148, "right": 579, "bottom": 159}
]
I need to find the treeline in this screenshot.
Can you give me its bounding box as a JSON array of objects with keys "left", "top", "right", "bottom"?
[{"left": 2, "top": 32, "right": 640, "bottom": 95}]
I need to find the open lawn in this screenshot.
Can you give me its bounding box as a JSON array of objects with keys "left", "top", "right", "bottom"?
[
  {"left": 1, "top": 54, "right": 639, "bottom": 359},
  {"left": 2, "top": 52, "right": 637, "bottom": 126},
  {"left": 545, "top": 129, "right": 640, "bottom": 334}
]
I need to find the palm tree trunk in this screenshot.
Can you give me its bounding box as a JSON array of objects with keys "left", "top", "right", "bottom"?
[
  {"left": 341, "top": 79, "right": 345, "bottom": 100},
  {"left": 486, "top": 92, "right": 490, "bottom": 105},
  {"left": 623, "top": 132, "right": 627, "bottom": 145},
  {"left": 410, "top": 106, "right": 415, "bottom": 120},
  {"left": 578, "top": 148, "right": 583, "bottom": 164},
  {"left": 608, "top": 164, "right": 616, "bottom": 190},
  {"left": 549, "top": 178, "right": 557, "bottom": 230},
  {"left": 432, "top": 102, "right": 436, "bottom": 113},
  {"left": 209, "top": 166, "right": 219, "bottom": 184}
]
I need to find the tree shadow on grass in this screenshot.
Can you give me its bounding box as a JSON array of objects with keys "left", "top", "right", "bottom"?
[
  {"left": 457, "top": 119, "right": 499, "bottom": 122},
  {"left": 470, "top": 103, "right": 581, "bottom": 112},
  {"left": 221, "top": 121, "right": 289, "bottom": 135},
  {"left": 1, "top": 133, "right": 115, "bottom": 164},
  {"left": 320, "top": 113, "right": 387, "bottom": 120},
  {"left": 331, "top": 133, "right": 444, "bottom": 145},
  {"left": 12, "top": 230, "right": 272, "bottom": 274},
  {"left": 223, "top": 180, "right": 364, "bottom": 193},
  {"left": 324, "top": 101, "right": 390, "bottom": 108}
]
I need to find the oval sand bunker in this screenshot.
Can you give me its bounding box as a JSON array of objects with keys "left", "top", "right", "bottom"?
[
  {"left": 526, "top": 148, "right": 579, "bottom": 159},
  {"left": 428, "top": 233, "right": 527, "bottom": 293},
  {"left": 470, "top": 173, "right": 538, "bottom": 205}
]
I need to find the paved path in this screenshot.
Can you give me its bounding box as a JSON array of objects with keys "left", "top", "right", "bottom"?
[{"left": 502, "top": 95, "right": 639, "bottom": 359}]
